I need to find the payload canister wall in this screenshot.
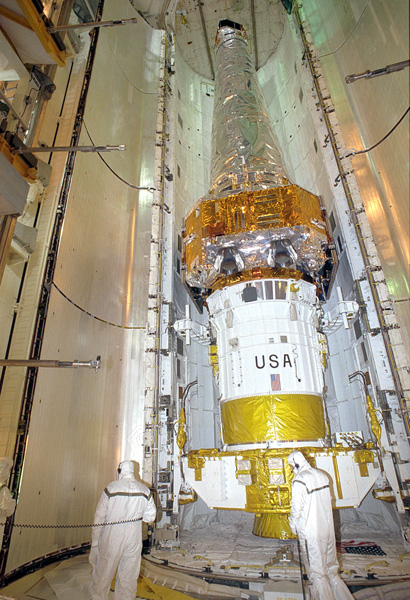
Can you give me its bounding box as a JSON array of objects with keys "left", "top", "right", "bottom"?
[{"left": 177, "top": 20, "right": 383, "bottom": 539}]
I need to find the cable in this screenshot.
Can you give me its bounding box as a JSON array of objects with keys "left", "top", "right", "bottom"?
[
  {"left": 319, "top": 0, "right": 369, "bottom": 58},
  {"left": 52, "top": 281, "right": 146, "bottom": 330},
  {"left": 346, "top": 106, "right": 410, "bottom": 157},
  {"left": 82, "top": 121, "right": 155, "bottom": 191},
  {"left": 104, "top": 34, "right": 157, "bottom": 96},
  {"left": 0, "top": 517, "right": 143, "bottom": 529}
]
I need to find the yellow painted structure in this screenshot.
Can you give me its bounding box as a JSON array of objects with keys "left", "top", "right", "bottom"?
[
  {"left": 16, "top": 0, "right": 66, "bottom": 66},
  {"left": 0, "top": 135, "right": 37, "bottom": 183}
]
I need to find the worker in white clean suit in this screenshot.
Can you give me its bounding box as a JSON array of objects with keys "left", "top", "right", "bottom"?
[
  {"left": 288, "top": 451, "right": 354, "bottom": 600},
  {"left": 89, "top": 460, "right": 156, "bottom": 600},
  {"left": 0, "top": 457, "right": 16, "bottom": 518}
]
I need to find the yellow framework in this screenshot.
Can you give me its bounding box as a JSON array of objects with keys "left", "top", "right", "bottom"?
[
  {"left": 186, "top": 446, "right": 378, "bottom": 538},
  {"left": 0, "top": 134, "right": 37, "bottom": 182},
  {"left": 16, "top": 0, "right": 66, "bottom": 66}
]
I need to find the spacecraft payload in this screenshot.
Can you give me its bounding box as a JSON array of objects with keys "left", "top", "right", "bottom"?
[{"left": 175, "top": 20, "right": 381, "bottom": 538}]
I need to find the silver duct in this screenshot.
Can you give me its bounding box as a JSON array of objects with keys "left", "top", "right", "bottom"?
[
  {"left": 183, "top": 21, "right": 328, "bottom": 290},
  {"left": 210, "top": 22, "right": 288, "bottom": 196}
]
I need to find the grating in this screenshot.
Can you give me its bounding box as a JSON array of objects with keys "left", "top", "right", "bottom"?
[{"left": 338, "top": 541, "right": 386, "bottom": 556}]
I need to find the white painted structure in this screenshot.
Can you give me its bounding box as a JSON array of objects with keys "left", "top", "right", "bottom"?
[{"left": 208, "top": 278, "right": 326, "bottom": 406}]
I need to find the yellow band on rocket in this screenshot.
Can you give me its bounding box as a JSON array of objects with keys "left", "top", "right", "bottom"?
[{"left": 221, "top": 394, "right": 325, "bottom": 444}]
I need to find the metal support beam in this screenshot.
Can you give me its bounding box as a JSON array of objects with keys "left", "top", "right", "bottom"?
[
  {"left": 83, "top": 0, "right": 96, "bottom": 20},
  {"left": 48, "top": 17, "right": 138, "bottom": 32},
  {"left": 12, "top": 144, "right": 125, "bottom": 154},
  {"left": 196, "top": 0, "right": 214, "bottom": 80},
  {"left": 0, "top": 356, "right": 101, "bottom": 371},
  {"left": 0, "top": 135, "right": 37, "bottom": 182},
  {"left": 0, "top": 90, "right": 29, "bottom": 132},
  {"left": 15, "top": 0, "right": 66, "bottom": 66},
  {"left": 0, "top": 215, "right": 17, "bottom": 284},
  {"left": 250, "top": 0, "right": 259, "bottom": 70},
  {"left": 346, "top": 60, "right": 410, "bottom": 84},
  {"left": 0, "top": 6, "right": 31, "bottom": 29}
]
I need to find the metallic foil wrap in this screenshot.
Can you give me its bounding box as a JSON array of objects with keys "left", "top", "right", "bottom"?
[
  {"left": 210, "top": 23, "right": 288, "bottom": 195},
  {"left": 184, "top": 185, "right": 327, "bottom": 288},
  {"left": 252, "top": 514, "right": 294, "bottom": 538},
  {"left": 221, "top": 394, "right": 326, "bottom": 445},
  {"left": 210, "top": 267, "right": 309, "bottom": 290}
]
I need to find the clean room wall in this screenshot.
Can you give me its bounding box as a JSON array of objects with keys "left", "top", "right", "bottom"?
[
  {"left": 0, "top": 58, "right": 82, "bottom": 462},
  {"left": 258, "top": 8, "right": 405, "bottom": 528},
  {"left": 259, "top": 18, "right": 334, "bottom": 208},
  {"left": 302, "top": 0, "right": 410, "bottom": 360},
  {"left": 6, "top": 0, "right": 162, "bottom": 571},
  {"left": 171, "top": 45, "right": 213, "bottom": 227},
  {"left": 258, "top": 11, "right": 402, "bottom": 437}
]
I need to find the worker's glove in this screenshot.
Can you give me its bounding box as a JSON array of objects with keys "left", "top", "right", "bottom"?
[{"left": 89, "top": 543, "right": 98, "bottom": 568}]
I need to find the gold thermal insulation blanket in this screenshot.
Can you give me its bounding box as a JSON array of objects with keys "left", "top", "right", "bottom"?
[
  {"left": 211, "top": 266, "right": 309, "bottom": 291},
  {"left": 183, "top": 185, "right": 327, "bottom": 289},
  {"left": 252, "top": 513, "right": 295, "bottom": 539},
  {"left": 221, "top": 394, "right": 325, "bottom": 445}
]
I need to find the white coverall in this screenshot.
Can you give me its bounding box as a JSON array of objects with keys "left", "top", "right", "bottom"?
[
  {"left": 89, "top": 461, "right": 156, "bottom": 600},
  {"left": 288, "top": 451, "right": 354, "bottom": 600}
]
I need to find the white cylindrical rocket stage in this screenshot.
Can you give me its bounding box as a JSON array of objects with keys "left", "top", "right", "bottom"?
[{"left": 207, "top": 277, "right": 326, "bottom": 448}]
